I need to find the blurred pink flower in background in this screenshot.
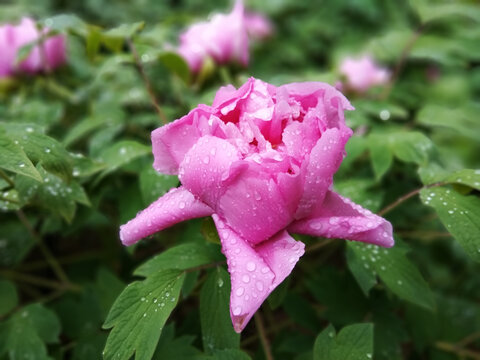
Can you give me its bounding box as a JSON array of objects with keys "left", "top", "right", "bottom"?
[
  {"left": 119, "top": 77, "right": 394, "bottom": 332},
  {"left": 339, "top": 55, "right": 390, "bottom": 92},
  {"left": 177, "top": 1, "right": 249, "bottom": 73},
  {"left": 244, "top": 11, "right": 273, "bottom": 40},
  {"left": 0, "top": 17, "right": 66, "bottom": 78}
]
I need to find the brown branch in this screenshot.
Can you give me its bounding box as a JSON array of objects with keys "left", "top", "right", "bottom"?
[
  {"left": 254, "top": 311, "right": 274, "bottom": 360},
  {"left": 16, "top": 210, "right": 70, "bottom": 284},
  {"left": 378, "top": 182, "right": 446, "bottom": 216},
  {"left": 380, "top": 24, "right": 426, "bottom": 100},
  {"left": 127, "top": 38, "right": 167, "bottom": 124},
  {"left": 436, "top": 341, "right": 480, "bottom": 360}
]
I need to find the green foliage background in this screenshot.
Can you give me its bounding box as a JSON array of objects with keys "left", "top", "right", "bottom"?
[{"left": 0, "top": 0, "right": 479, "bottom": 359}]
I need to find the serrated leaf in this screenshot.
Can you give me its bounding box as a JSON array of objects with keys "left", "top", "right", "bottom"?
[
  {"left": 0, "top": 128, "right": 42, "bottom": 181},
  {"left": 314, "top": 323, "right": 374, "bottom": 360},
  {"left": 1, "top": 123, "right": 73, "bottom": 181},
  {"left": 348, "top": 242, "right": 435, "bottom": 309},
  {"left": 422, "top": 169, "right": 480, "bottom": 192},
  {"left": 103, "top": 270, "right": 185, "bottom": 360},
  {"left": 0, "top": 221, "right": 35, "bottom": 267},
  {"left": 0, "top": 303, "right": 61, "bottom": 360},
  {"left": 15, "top": 165, "right": 90, "bottom": 222},
  {"left": 139, "top": 165, "right": 178, "bottom": 205},
  {"left": 346, "top": 245, "right": 377, "bottom": 296},
  {"left": 97, "top": 140, "right": 150, "bottom": 175},
  {"left": 420, "top": 186, "right": 480, "bottom": 263},
  {"left": 0, "top": 280, "right": 18, "bottom": 316},
  {"left": 200, "top": 268, "right": 239, "bottom": 354},
  {"left": 134, "top": 242, "right": 222, "bottom": 277}
]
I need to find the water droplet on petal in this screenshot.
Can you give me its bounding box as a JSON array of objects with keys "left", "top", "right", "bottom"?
[{"left": 246, "top": 262, "right": 256, "bottom": 272}]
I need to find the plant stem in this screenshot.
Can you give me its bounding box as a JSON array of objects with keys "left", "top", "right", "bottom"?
[
  {"left": 436, "top": 341, "right": 480, "bottom": 360},
  {"left": 0, "top": 269, "right": 80, "bottom": 291},
  {"left": 15, "top": 209, "right": 70, "bottom": 284},
  {"left": 380, "top": 24, "right": 426, "bottom": 100},
  {"left": 306, "top": 238, "right": 335, "bottom": 254},
  {"left": 378, "top": 182, "right": 446, "bottom": 216},
  {"left": 254, "top": 311, "right": 274, "bottom": 360},
  {"left": 127, "top": 38, "right": 167, "bottom": 124},
  {"left": 0, "top": 169, "right": 15, "bottom": 187}
]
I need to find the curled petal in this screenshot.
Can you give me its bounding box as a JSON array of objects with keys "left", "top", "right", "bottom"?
[
  {"left": 151, "top": 106, "right": 218, "bottom": 174},
  {"left": 179, "top": 135, "right": 243, "bottom": 207},
  {"left": 295, "top": 126, "right": 352, "bottom": 219},
  {"left": 119, "top": 186, "right": 213, "bottom": 246},
  {"left": 289, "top": 190, "right": 394, "bottom": 247},
  {"left": 213, "top": 215, "right": 303, "bottom": 332}
]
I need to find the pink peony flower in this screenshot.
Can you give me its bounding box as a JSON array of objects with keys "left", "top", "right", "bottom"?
[
  {"left": 244, "top": 11, "right": 273, "bottom": 40},
  {"left": 0, "top": 17, "right": 66, "bottom": 78},
  {"left": 120, "top": 77, "right": 394, "bottom": 332},
  {"left": 339, "top": 55, "right": 390, "bottom": 93},
  {"left": 177, "top": 1, "right": 249, "bottom": 73}
]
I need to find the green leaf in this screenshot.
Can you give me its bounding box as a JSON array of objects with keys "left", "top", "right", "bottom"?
[
  {"left": 368, "top": 135, "right": 393, "bottom": 180},
  {"left": 210, "top": 349, "right": 252, "bottom": 360},
  {"left": 335, "top": 178, "right": 384, "bottom": 212},
  {"left": 391, "top": 132, "right": 433, "bottom": 165},
  {"left": 0, "top": 221, "right": 35, "bottom": 267},
  {"left": 103, "top": 270, "right": 185, "bottom": 360},
  {"left": 152, "top": 324, "right": 201, "bottom": 360},
  {"left": 0, "top": 280, "right": 18, "bottom": 316},
  {"left": 63, "top": 116, "right": 105, "bottom": 147},
  {"left": 1, "top": 123, "right": 73, "bottom": 181},
  {"left": 313, "top": 323, "right": 374, "bottom": 360},
  {"left": 97, "top": 140, "right": 150, "bottom": 175},
  {"left": 313, "top": 324, "right": 336, "bottom": 360},
  {"left": 94, "top": 268, "right": 125, "bottom": 318},
  {"left": 15, "top": 165, "right": 90, "bottom": 222},
  {"left": 0, "top": 128, "right": 42, "bottom": 182},
  {"left": 416, "top": 103, "right": 480, "bottom": 141},
  {"left": 348, "top": 242, "right": 435, "bottom": 310},
  {"left": 103, "top": 22, "right": 145, "bottom": 39},
  {"left": 409, "top": 0, "right": 480, "bottom": 23},
  {"left": 346, "top": 245, "right": 377, "bottom": 296},
  {"left": 0, "top": 303, "right": 61, "bottom": 360},
  {"left": 158, "top": 51, "right": 191, "bottom": 84},
  {"left": 201, "top": 217, "right": 221, "bottom": 244},
  {"left": 139, "top": 165, "right": 178, "bottom": 205},
  {"left": 368, "top": 131, "right": 433, "bottom": 180},
  {"left": 420, "top": 186, "right": 480, "bottom": 263},
  {"left": 200, "top": 268, "right": 239, "bottom": 354},
  {"left": 134, "top": 242, "right": 222, "bottom": 277}
]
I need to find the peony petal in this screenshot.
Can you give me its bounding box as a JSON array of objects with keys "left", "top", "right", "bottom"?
[
  {"left": 119, "top": 186, "right": 213, "bottom": 246},
  {"left": 289, "top": 190, "right": 394, "bottom": 247},
  {"left": 151, "top": 106, "right": 217, "bottom": 174},
  {"left": 295, "top": 126, "right": 352, "bottom": 219},
  {"left": 217, "top": 164, "right": 292, "bottom": 245},
  {"left": 256, "top": 230, "right": 305, "bottom": 288},
  {"left": 179, "top": 135, "right": 243, "bottom": 207},
  {"left": 213, "top": 215, "right": 303, "bottom": 332}
]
